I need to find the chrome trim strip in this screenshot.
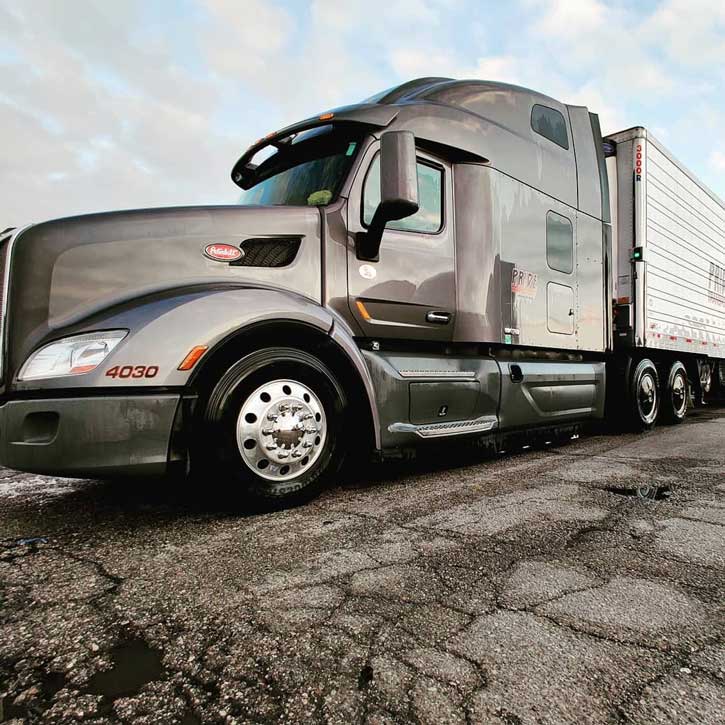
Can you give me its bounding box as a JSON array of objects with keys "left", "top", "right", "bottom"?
[
  {"left": 389, "top": 415, "right": 497, "bottom": 439},
  {"left": 398, "top": 370, "right": 477, "bottom": 379},
  {"left": 0, "top": 224, "right": 33, "bottom": 382}
]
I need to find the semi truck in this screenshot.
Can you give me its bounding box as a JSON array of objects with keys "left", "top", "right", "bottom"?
[{"left": 0, "top": 77, "right": 723, "bottom": 506}]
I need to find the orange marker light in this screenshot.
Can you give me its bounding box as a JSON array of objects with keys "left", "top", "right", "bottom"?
[
  {"left": 356, "top": 300, "right": 371, "bottom": 321},
  {"left": 70, "top": 364, "right": 98, "bottom": 374},
  {"left": 178, "top": 346, "right": 208, "bottom": 371},
  {"left": 319, "top": 112, "right": 334, "bottom": 121}
]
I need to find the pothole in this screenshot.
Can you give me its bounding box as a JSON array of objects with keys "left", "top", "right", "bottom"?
[
  {"left": 85, "top": 638, "right": 164, "bottom": 700},
  {"left": 83, "top": 637, "right": 200, "bottom": 723},
  {"left": 604, "top": 485, "right": 672, "bottom": 501},
  {"left": 357, "top": 664, "right": 374, "bottom": 689}
]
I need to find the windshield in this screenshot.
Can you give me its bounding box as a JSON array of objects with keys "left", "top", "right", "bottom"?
[{"left": 238, "top": 127, "right": 362, "bottom": 207}]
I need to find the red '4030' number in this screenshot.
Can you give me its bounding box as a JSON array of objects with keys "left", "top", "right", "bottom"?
[{"left": 106, "top": 365, "right": 159, "bottom": 379}]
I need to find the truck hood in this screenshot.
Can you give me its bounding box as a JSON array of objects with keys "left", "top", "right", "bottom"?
[{"left": 4, "top": 205, "right": 322, "bottom": 382}]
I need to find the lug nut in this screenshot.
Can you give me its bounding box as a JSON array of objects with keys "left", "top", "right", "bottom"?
[
  {"left": 265, "top": 444, "right": 278, "bottom": 451},
  {"left": 267, "top": 414, "right": 279, "bottom": 422}
]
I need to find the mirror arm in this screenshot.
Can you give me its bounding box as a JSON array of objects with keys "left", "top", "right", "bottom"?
[{"left": 355, "top": 207, "right": 387, "bottom": 262}]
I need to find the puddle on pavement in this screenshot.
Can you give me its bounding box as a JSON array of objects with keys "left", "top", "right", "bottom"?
[
  {"left": 86, "top": 638, "right": 164, "bottom": 700},
  {"left": 2, "top": 639, "right": 200, "bottom": 723},
  {"left": 357, "top": 664, "right": 374, "bottom": 689},
  {"left": 604, "top": 485, "right": 672, "bottom": 501},
  {"left": 42, "top": 671, "right": 67, "bottom": 698},
  {"left": 83, "top": 638, "right": 200, "bottom": 724}
]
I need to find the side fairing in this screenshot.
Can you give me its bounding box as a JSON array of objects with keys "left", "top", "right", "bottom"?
[{"left": 453, "top": 163, "right": 605, "bottom": 352}]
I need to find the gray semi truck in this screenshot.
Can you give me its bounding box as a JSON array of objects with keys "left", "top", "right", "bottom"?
[{"left": 1, "top": 78, "right": 723, "bottom": 505}]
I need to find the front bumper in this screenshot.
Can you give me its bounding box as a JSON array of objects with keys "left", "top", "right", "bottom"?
[{"left": 0, "top": 394, "right": 181, "bottom": 478}]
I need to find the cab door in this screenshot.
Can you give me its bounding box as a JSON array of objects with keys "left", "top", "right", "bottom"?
[{"left": 346, "top": 141, "right": 455, "bottom": 341}]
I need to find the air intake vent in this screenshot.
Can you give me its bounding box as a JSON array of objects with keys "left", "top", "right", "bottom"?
[{"left": 234, "top": 237, "right": 301, "bottom": 268}]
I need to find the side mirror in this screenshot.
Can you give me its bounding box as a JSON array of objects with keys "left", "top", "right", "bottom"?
[{"left": 356, "top": 130, "right": 419, "bottom": 262}]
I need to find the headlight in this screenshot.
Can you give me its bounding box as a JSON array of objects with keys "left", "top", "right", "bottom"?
[{"left": 18, "top": 331, "right": 128, "bottom": 381}]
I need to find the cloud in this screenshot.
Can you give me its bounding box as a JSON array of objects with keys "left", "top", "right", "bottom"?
[
  {"left": 646, "top": 0, "right": 725, "bottom": 67},
  {"left": 708, "top": 151, "right": 725, "bottom": 173},
  {"left": 0, "top": 0, "right": 724, "bottom": 226},
  {"left": 0, "top": 0, "right": 241, "bottom": 224}
]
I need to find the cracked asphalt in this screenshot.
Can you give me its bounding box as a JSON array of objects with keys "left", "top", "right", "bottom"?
[{"left": 1, "top": 407, "right": 724, "bottom": 724}]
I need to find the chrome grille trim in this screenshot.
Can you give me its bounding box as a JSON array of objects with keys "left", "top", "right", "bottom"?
[{"left": 0, "top": 225, "right": 33, "bottom": 382}]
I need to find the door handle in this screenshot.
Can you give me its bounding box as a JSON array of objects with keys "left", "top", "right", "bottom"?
[
  {"left": 510, "top": 364, "right": 524, "bottom": 383},
  {"left": 426, "top": 311, "right": 451, "bottom": 325}
]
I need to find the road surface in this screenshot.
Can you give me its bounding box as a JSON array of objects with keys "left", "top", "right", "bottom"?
[{"left": 1, "top": 408, "right": 724, "bottom": 723}]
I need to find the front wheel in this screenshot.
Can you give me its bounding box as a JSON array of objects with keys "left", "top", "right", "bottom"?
[
  {"left": 196, "top": 348, "right": 347, "bottom": 508},
  {"left": 627, "top": 358, "right": 660, "bottom": 431},
  {"left": 660, "top": 361, "right": 688, "bottom": 424}
]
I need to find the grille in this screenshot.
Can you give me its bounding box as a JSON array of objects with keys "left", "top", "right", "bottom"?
[
  {"left": 0, "top": 230, "right": 12, "bottom": 381},
  {"left": 233, "top": 237, "right": 301, "bottom": 268}
]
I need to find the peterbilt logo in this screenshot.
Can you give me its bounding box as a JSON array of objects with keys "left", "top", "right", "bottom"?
[{"left": 204, "top": 243, "right": 243, "bottom": 262}]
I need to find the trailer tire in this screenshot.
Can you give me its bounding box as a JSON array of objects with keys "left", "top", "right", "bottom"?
[
  {"left": 197, "top": 347, "right": 347, "bottom": 508},
  {"left": 627, "top": 358, "right": 660, "bottom": 431},
  {"left": 660, "top": 361, "right": 688, "bottom": 424}
]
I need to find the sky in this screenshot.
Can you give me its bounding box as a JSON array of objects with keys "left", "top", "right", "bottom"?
[{"left": 1, "top": 0, "right": 725, "bottom": 225}]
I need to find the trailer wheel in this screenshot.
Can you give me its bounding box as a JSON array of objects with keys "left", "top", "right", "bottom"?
[
  {"left": 627, "top": 358, "right": 660, "bottom": 431},
  {"left": 198, "top": 347, "right": 347, "bottom": 508},
  {"left": 661, "top": 361, "right": 688, "bottom": 424}
]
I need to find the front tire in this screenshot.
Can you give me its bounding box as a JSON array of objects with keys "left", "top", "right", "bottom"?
[
  {"left": 197, "top": 347, "right": 347, "bottom": 508},
  {"left": 661, "top": 361, "right": 688, "bottom": 424}
]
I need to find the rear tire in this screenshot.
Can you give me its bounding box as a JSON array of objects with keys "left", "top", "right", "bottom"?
[
  {"left": 660, "top": 361, "right": 688, "bottom": 424},
  {"left": 627, "top": 358, "right": 660, "bottom": 431},
  {"left": 196, "top": 347, "right": 347, "bottom": 508}
]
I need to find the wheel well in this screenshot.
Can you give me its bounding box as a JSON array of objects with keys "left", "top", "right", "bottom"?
[{"left": 188, "top": 321, "right": 376, "bottom": 453}]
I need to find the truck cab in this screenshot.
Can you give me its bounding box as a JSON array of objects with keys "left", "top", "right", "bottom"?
[{"left": 1, "top": 78, "right": 716, "bottom": 507}]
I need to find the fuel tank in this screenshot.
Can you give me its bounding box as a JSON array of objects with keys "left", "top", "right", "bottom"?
[{"left": 3, "top": 205, "right": 322, "bottom": 385}]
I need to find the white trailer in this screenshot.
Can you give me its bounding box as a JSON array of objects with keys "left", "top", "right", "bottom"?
[{"left": 606, "top": 127, "right": 725, "bottom": 404}]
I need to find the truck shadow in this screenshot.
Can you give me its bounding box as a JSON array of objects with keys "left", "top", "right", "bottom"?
[
  {"left": 4, "top": 433, "right": 581, "bottom": 524},
  {"left": 8, "top": 404, "right": 721, "bottom": 526}
]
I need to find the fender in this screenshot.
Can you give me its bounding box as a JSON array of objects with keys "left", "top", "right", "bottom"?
[{"left": 13, "top": 285, "right": 382, "bottom": 448}]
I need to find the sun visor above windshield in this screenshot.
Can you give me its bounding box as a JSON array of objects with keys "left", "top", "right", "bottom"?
[{"left": 231, "top": 104, "right": 399, "bottom": 189}]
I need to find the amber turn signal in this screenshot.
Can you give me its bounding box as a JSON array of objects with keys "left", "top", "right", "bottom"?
[
  {"left": 356, "top": 300, "right": 372, "bottom": 321},
  {"left": 178, "top": 345, "right": 208, "bottom": 371}
]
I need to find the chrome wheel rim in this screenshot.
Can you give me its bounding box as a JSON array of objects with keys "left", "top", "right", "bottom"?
[
  {"left": 671, "top": 371, "right": 687, "bottom": 416},
  {"left": 637, "top": 371, "right": 658, "bottom": 424},
  {"left": 236, "top": 378, "right": 327, "bottom": 482}
]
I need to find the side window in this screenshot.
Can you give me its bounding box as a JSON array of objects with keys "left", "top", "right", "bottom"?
[
  {"left": 546, "top": 211, "right": 573, "bottom": 273},
  {"left": 531, "top": 104, "right": 569, "bottom": 150},
  {"left": 363, "top": 155, "right": 443, "bottom": 233}
]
